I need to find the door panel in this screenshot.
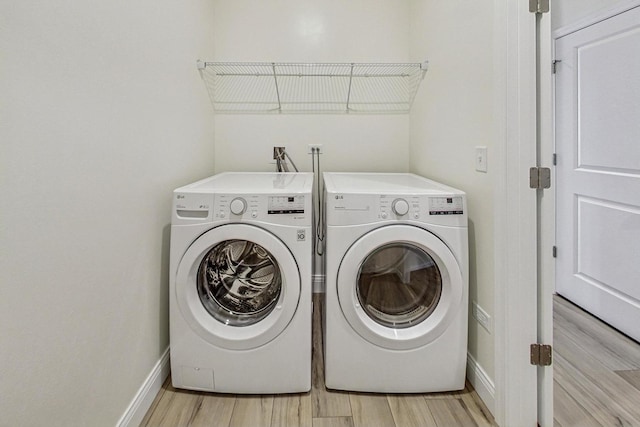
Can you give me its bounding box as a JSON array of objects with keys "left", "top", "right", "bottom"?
[
  {"left": 555, "top": 5, "right": 640, "bottom": 342},
  {"left": 578, "top": 26, "right": 640, "bottom": 172},
  {"left": 576, "top": 197, "right": 640, "bottom": 300}
]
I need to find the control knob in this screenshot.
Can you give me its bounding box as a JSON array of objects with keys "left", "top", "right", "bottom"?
[
  {"left": 392, "top": 198, "right": 410, "bottom": 216},
  {"left": 230, "top": 198, "right": 247, "bottom": 215}
]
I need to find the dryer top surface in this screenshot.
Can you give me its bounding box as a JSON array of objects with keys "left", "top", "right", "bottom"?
[
  {"left": 323, "top": 172, "right": 465, "bottom": 196},
  {"left": 176, "top": 172, "right": 313, "bottom": 194}
]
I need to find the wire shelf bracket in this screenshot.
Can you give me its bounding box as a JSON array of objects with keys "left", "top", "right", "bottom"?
[{"left": 197, "top": 60, "right": 429, "bottom": 114}]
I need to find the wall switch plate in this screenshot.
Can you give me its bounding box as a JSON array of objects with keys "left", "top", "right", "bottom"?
[
  {"left": 308, "top": 144, "right": 323, "bottom": 154},
  {"left": 472, "top": 301, "right": 492, "bottom": 333},
  {"left": 475, "top": 146, "right": 488, "bottom": 172}
]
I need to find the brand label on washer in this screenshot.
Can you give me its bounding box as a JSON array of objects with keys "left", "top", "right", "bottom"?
[{"left": 297, "top": 229, "right": 306, "bottom": 241}]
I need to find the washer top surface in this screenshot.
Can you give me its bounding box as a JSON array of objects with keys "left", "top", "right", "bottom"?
[
  {"left": 177, "top": 172, "right": 313, "bottom": 194},
  {"left": 323, "top": 172, "right": 464, "bottom": 196}
]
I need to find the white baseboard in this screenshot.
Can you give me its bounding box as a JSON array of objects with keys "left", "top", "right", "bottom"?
[
  {"left": 312, "top": 274, "right": 325, "bottom": 293},
  {"left": 467, "top": 352, "right": 495, "bottom": 416},
  {"left": 115, "top": 326, "right": 492, "bottom": 425},
  {"left": 117, "top": 347, "right": 171, "bottom": 427}
]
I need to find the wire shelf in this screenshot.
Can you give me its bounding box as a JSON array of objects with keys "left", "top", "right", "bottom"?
[{"left": 198, "top": 61, "right": 428, "bottom": 114}]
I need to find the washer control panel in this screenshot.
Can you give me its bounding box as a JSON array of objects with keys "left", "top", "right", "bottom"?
[
  {"left": 267, "top": 195, "right": 305, "bottom": 215},
  {"left": 212, "top": 194, "right": 308, "bottom": 224}
]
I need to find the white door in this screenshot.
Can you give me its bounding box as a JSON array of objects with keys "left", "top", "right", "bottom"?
[{"left": 555, "top": 6, "right": 640, "bottom": 342}]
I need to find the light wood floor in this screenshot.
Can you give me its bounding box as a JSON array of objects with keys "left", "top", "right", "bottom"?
[
  {"left": 553, "top": 295, "right": 640, "bottom": 427},
  {"left": 141, "top": 295, "right": 495, "bottom": 427}
]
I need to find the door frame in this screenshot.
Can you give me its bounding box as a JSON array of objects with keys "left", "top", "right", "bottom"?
[
  {"left": 493, "top": 0, "right": 542, "bottom": 425},
  {"left": 545, "top": 1, "right": 640, "bottom": 424},
  {"left": 538, "top": 4, "right": 554, "bottom": 426}
]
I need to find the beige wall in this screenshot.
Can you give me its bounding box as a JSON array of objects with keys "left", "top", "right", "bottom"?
[
  {"left": 209, "top": 0, "right": 413, "bottom": 289},
  {"left": 0, "top": 1, "right": 216, "bottom": 425},
  {"left": 210, "top": 0, "right": 412, "bottom": 175},
  {"left": 1, "top": 1, "right": 503, "bottom": 423},
  {"left": 409, "top": 0, "right": 497, "bottom": 382}
]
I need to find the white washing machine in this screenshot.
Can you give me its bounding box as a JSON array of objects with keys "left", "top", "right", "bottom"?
[
  {"left": 323, "top": 172, "right": 468, "bottom": 393},
  {"left": 170, "top": 172, "right": 313, "bottom": 393}
]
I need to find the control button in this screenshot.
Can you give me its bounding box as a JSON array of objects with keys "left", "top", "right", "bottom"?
[
  {"left": 413, "top": 212, "right": 420, "bottom": 219},
  {"left": 392, "top": 199, "right": 410, "bottom": 216},
  {"left": 219, "top": 211, "right": 226, "bottom": 218},
  {"left": 230, "top": 198, "right": 247, "bottom": 215},
  {"left": 251, "top": 210, "right": 258, "bottom": 218},
  {"left": 381, "top": 212, "right": 388, "bottom": 219}
]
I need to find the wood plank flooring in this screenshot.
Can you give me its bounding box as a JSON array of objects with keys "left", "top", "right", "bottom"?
[
  {"left": 141, "top": 295, "right": 495, "bottom": 427},
  {"left": 553, "top": 295, "right": 640, "bottom": 427},
  {"left": 142, "top": 294, "right": 640, "bottom": 426}
]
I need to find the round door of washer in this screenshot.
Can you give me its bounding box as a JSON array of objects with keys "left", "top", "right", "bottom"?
[
  {"left": 175, "top": 224, "right": 300, "bottom": 350},
  {"left": 337, "top": 225, "right": 464, "bottom": 350}
]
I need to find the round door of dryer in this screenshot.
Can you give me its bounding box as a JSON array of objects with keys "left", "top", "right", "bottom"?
[
  {"left": 337, "top": 224, "right": 464, "bottom": 350},
  {"left": 175, "top": 224, "right": 300, "bottom": 350}
]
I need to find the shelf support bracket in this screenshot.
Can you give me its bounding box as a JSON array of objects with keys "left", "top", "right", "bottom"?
[
  {"left": 346, "top": 63, "right": 354, "bottom": 112},
  {"left": 272, "top": 63, "right": 282, "bottom": 112},
  {"left": 421, "top": 61, "right": 429, "bottom": 79}
]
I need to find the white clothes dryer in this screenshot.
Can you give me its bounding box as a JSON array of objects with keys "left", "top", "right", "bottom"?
[
  {"left": 170, "top": 172, "right": 313, "bottom": 393},
  {"left": 323, "top": 172, "right": 468, "bottom": 393}
]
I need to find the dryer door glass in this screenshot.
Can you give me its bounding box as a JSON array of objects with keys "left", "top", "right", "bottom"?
[
  {"left": 356, "top": 243, "right": 442, "bottom": 328},
  {"left": 197, "top": 239, "right": 282, "bottom": 327}
]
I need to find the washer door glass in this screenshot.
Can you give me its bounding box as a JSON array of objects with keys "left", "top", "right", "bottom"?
[
  {"left": 357, "top": 243, "right": 441, "bottom": 329},
  {"left": 198, "top": 239, "right": 282, "bottom": 327},
  {"left": 175, "top": 224, "right": 301, "bottom": 351}
]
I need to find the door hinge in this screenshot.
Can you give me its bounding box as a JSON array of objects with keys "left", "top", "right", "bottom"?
[
  {"left": 552, "top": 246, "right": 557, "bottom": 258},
  {"left": 529, "top": 0, "right": 550, "bottom": 14},
  {"left": 529, "top": 167, "right": 551, "bottom": 189},
  {"left": 552, "top": 60, "right": 562, "bottom": 74},
  {"left": 552, "top": 153, "right": 557, "bottom": 165},
  {"left": 531, "top": 343, "right": 553, "bottom": 366}
]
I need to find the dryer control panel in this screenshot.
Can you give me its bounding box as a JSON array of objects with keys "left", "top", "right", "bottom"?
[
  {"left": 378, "top": 195, "right": 463, "bottom": 219},
  {"left": 428, "top": 196, "right": 464, "bottom": 215},
  {"left": 326, "top": 192, "right": 467, "bottom": 227}
]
